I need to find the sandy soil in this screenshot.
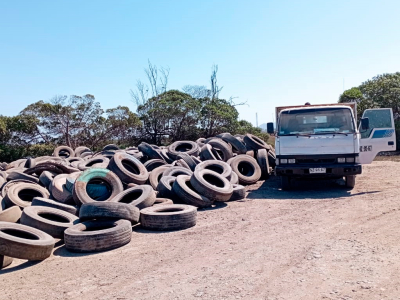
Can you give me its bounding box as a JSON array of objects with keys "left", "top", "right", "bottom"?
[{"left": 1, "top": 161, "right": 400, "bottom": 300}]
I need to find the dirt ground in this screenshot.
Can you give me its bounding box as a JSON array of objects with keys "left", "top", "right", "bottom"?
[{"left": 1, "top": 160, "right": 400, "bottom": 300}]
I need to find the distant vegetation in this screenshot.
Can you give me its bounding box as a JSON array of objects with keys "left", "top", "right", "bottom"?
[
  {"left": 0, "top": 63, "right": 267, "bottom": 162},
  {"left": 339, "top": 72, "right": 400, "bottom": 149}
]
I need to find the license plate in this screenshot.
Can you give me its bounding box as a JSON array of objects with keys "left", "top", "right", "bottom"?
[{"left": 309, "top": 168, "right": 326, "bottom": 174}]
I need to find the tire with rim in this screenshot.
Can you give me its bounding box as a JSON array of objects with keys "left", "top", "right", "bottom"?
[
  {"left": 72, "top": 168, "right": 123, "bottom": 206},
  {"left": 173, "top": 175, "right": 213, "bottom": 208},
  {"left": 64, "top": 219, "right": 132, "bottom": 253},
  {"left": 3, "top": 182, "right": 50, "bottom": 209},
  {"left": 31, "top": 197, "right": 78, "bottom": 215},
  {"left": 111, "top": 185, "right": 156, "bottom": 209},
  {"left": 190, "top": 169, "right": 233, "bottom": 202},
  {"left": 0, "top": 222, "right": 55, "bottom": 260},
  {"left": 230, "top": 155, "right": 262, "bottom": 185},
  {"left": 21, "top": 206, "right": 78, "bottom": 239},
  {"left": 140, "top": 204, "right": 197, "bottom": 231},
  {"left": 79, "top": 202, "right": 140, "bottom": 224},
  {"left": 108, "top": 152, "right": 149, "bottom": 184}
]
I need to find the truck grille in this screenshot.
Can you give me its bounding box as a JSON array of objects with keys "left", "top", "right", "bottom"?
[{"left": 296, "top": 158, "right": 336, "bottom": 164}]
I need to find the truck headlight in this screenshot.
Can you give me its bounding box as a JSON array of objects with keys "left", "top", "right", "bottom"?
[
  {"left": 346, "top": 157, "right": 355, "bottom": 163},
  {"left": 355, "top": 156, "right": 360, "bottom": 163},
  {"left": 338, "top": 158, "right": 345, "bottom": 163},
  {"left": 288, "top": 159, "right": 296, "bottom": 164},
  {"left": 280, "top": 159, "right": 288, "bottom": 164}
]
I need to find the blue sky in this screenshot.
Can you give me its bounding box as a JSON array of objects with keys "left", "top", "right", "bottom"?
[{"left": 1, "top": 0, "right": 399, "bottom": 125}]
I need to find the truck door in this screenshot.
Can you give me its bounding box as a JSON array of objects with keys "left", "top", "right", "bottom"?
[{"left": 359, "top": 108, "right": 396, "bottom": 164}]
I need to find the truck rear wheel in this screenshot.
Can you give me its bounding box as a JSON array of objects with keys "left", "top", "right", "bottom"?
[
  {"left": 281, "top": 176, "right": 292, "bottom": 190},
  {"left": 345, "top": 175, "right": 356, "bottom": 189}
]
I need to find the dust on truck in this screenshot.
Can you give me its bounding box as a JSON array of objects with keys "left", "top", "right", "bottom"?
[{"left": 268, "top": 103, "right": 397, "bottom": 190}]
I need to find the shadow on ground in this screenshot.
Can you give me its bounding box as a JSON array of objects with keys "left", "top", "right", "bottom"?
[
  {"left": 246, "top": 176, "right": 381, "bottom": 200},
  {"left": 0, "top": 260, "right": 42, "bottom": 274}
]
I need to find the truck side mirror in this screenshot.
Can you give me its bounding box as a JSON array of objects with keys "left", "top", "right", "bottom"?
[
  {"left": 267, "top": 122, "right": 274, "bottom": 134},
  {"left": 361, "top": 117, "right": 369, "bottom": 130}
]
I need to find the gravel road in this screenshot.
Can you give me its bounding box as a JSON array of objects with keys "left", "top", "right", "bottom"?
[{"left": 1, "top": 161, "right": 400, "bottom": 300}]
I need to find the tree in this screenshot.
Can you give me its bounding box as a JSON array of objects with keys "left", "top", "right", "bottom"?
[
  {"left": 339, "top": 72, "right": 400, "bottom": 149},
  {"left": 137, "top": 90, "right": 201, "bottom": 144}
]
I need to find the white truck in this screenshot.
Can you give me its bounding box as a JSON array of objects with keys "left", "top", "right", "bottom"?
[{"left": 268, "top": 103, "right": 397, "bottom": 190}]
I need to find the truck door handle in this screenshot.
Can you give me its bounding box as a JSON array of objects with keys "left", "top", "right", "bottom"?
[{"left": 388, "top": 141, "right": 394, "bottom": 146}]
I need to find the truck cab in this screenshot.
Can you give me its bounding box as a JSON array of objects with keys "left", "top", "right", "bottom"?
[{"left": 271, "top": 103, "right": 396, "bottom": 190}]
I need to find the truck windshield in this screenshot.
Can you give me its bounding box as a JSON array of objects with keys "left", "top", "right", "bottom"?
[{"left": 278, "top": 107, "right": 355, "bottom": 136}]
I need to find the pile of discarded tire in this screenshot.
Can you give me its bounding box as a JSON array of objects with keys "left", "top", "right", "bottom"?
[{"left": 0, "top": 133, "right": 275, "bottom": 266}]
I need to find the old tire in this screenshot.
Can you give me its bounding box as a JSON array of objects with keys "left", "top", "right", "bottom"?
[
  {"left": 72, "top": 168, "right": 123, "bottom": 206},
  {"left": 153, "top": 198, "right": 174, "bottom": 206},
  {"left": 195, "top": 160, "right": 232, "bottom": 179},
  {"left": 229, "top": 184, "right": 246, "bottom": 201},
  {"left": 143, "top": 159, "right": 167, "bottom": 172},
  {"left": 140, "top": 204, "right": 197, "bottom": 231},
  {"left": 172, "top": 175, "right": 213, "bottom": 208},
  {"left": 0, "top": 222, "right": 55, "bottom": 260},
  {"left": 31, "top": 197, "right": 78, "bottom": 216},
  {"left": 206, "top": 139, "right": 233, "bottom": 162},
  {"left": 148, "top": 166, "right": 170, "bottom": 189},
  {"left": 190, "top": 169, "right": 233, "bottom": 202},
  {"left": 108, "top": 152, "right": 149, "bottom": 184},
  {"left": 0, "top": 206, "right": 22, "bottom": 223},
  {"left": 256, "top": 149, "right": 270, "bottom": 179},
  {"left": 21, "top": 206, "right": 78, "bottom": 239},
  {"left": 230, "top": 155, "right": 262, "bottom": 185},
  {"left": 64, "top": 219, "right": 132, "bottom": 253},
  {"left": 79, "top": 202, "right": 140, "bottom": 224},
  {"left": 167, "top": 141, "right": 200, "bottom": 159},
  {"left": 156, "top": 176, "right": 177, "bottom": 200},
  {"left": 53, "top": 146, "right": 75, "bottom": 159},
  {"left": 163, "top": 166, "right": 193, "bottom": 178},
  {"left": 111, "top": 185, "right": 156, "bottom": 209},
  {"left": 243, "top": 134, "right": 271, "bottom": 151},
  {"left": 3, "top": 183, "right": 50, "bottom": 209}
]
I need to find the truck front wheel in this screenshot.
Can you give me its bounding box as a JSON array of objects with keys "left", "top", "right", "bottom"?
[
  {"left": 281, "top": 176, "right": 292, "bottom": 190},
  {"left": 345, "top": 175, "right": 356, "bottom": 189}
]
